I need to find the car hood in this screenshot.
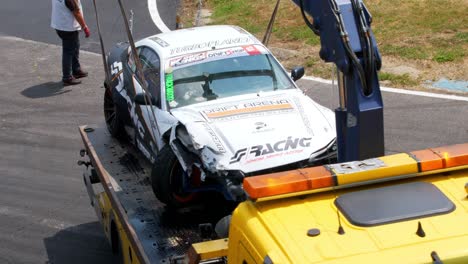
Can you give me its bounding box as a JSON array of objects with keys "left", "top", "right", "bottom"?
[{"left": 171, "top": 89, "right": 335, "bottom": 173}]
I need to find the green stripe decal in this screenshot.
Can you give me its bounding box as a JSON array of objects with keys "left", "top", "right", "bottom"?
[{"left": 165, "top": 73, "right": 174, "bottom": 102}]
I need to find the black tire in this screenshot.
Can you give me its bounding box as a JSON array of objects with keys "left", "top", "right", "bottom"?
[
  {"left": 104, "top": 88, "right": 126, "bottom": 139},
  {"left": 151, "top": 145, "right": 198, "bottom": 208},
  {"left": 110, "top": 219, "right": 124, "bottom": 264}
]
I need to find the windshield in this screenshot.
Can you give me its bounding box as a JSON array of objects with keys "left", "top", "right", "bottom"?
[{"left": 166, "top": 51, "right": 295, "bottom": 108}]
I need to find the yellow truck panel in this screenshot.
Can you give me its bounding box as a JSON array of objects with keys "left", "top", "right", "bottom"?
[{"left": 228, "top": 168, "right": 468, "bottom": 263}]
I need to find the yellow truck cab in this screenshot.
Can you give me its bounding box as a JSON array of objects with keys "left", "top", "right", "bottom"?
[{"left": 207, "top": 144, "right": 468, "bottom": 263}]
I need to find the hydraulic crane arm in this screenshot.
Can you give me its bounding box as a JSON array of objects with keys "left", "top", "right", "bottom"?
[{"left": 291, "top": 0, "right": 385, "bottom": 162}]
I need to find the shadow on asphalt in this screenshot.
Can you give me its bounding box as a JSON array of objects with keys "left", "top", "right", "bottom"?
[
  {"left": 21, "top": 81, "right": 71, "bottom": 98},
  {"left": 43, "top": 221, "right": 118, "bottom": 264}
]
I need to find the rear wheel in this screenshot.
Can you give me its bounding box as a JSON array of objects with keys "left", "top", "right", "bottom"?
[
  {"left": 110, "top": 218, "right": 124, "bottom": 264},
  {"left": 104, "top": 88, "right": 125, "bottom": 139},
  {"left": 151, "top": 145, "right": 198, "bottom": 208}
]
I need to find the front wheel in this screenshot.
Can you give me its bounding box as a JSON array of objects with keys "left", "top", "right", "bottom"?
[{"left": 151, "top": 145, "right": 198, "bottom": 208}]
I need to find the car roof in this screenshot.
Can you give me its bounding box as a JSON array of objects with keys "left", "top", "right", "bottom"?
[{"left": 141, "top": 25, "right": 263, "bottom": 59}]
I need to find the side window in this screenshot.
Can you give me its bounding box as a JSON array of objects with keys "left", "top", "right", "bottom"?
[
  {"left": 139, "top": 47, "right": 160, "bottom": 71},
  {"left": 138, "top": 47, "right": 162, "bottom": 107},
  {"left": 127, "top": 48, "right": 140, "bottom": 73}
]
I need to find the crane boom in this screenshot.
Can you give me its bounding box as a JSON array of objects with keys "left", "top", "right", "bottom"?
[{"left": 291, "top": 0, "right": 384, "bottom": 162}]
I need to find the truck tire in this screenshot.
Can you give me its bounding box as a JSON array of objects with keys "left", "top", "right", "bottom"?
[
  {"left": 108, "top": 210, "right": 125, "bottom": 264},
  {"left": 104, "top": 88, "right": 125, "bottom": 139},
  {"left": 151, "top": 145, "right": 197, "bottom": 208}
]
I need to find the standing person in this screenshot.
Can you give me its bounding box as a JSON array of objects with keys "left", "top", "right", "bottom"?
[{"left": 51, "top": 0, "right": 91, "bottom": 86}]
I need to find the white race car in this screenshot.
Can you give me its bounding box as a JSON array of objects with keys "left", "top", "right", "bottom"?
[{"left": 104, "top": 25, "right": 336, "bottom": 207}]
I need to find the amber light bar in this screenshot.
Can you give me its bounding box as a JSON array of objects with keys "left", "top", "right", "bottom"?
[
  {"left": 411, "top": 144, "right": 468, "bottom": 171},
  {"left": 243, "top": 166, "right": 336, "bottom": 200},
  {"left": 243, "top": 143, "right": 468, "bottom": 200}
]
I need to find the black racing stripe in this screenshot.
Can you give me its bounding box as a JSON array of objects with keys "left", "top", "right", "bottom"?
[{"left": 407, "top": 152, "right": 422, "bottom": 172}]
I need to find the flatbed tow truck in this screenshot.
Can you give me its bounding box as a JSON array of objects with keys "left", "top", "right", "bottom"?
[
  {"left": 79, "top": 0, "right": 468, "bottom": 263},
  {"left": 79, "top": 125, "right": 468, "bottom": 263}
]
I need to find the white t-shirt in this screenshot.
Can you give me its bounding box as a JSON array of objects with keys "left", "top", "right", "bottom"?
[{"left": 51, "top": 0, "right": 82, "bottom": 31}]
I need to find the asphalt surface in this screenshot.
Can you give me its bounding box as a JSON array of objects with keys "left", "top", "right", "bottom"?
[
  {"left": 0, "top": 36, "right": 114, "bottom": 263},
  {"left": 0, "top": 1, "right": 467, "bottom": 263},
  {"left": 0, "top": 0, "right": 179, "bottom": 53},
  {"left": 297, "top": 80, "right": 468, "bottom": 154}
]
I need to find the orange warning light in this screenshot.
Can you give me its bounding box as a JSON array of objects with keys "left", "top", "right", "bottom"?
[
  {"left": 432, "top": 143, "right": 468, "bottom": 168},
  {"left": 243, "top": 166, "right": 335, "bottom": 199},
  {"left": 410, "top": 149, "right": 444, "bottom": 172}
]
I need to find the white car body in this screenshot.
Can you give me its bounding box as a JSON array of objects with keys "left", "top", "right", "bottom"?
[
  {"left": 171, "top": 89, "right": 335, "bottom": 174},
  {"left": 119, "top": 25, "right": 336, "bottom": 199}
]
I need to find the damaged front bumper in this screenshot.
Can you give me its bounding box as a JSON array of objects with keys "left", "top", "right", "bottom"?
[{"left": 169, "top": 123, "right": 337, "bottom": 202}]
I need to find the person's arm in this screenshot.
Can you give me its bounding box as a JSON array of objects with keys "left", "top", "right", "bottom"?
[{"left": 65, "top": 0, "right": 90, "bottom": 37}]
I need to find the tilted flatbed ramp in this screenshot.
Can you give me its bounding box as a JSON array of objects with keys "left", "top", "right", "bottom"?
[{"left": 79, "top": 125, "right": 226, "bottom": 264}]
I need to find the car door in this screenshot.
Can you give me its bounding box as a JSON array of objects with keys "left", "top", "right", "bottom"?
[
  {"left": 121, "top": 46, "right": 142, "bottom": 141},
  {"left": 131, "top": 46, "right": 165, "bottom": 162}
]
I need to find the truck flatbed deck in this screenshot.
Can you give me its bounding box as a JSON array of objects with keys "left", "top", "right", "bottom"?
[{"left": 79, "top": 125, "right": 227, "bottom": 264}]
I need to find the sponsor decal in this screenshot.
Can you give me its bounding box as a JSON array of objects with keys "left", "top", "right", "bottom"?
[
  {"left": 293, "top": 96, "right": 314, "bottom": 136},
  {"left": 202, "top": 123, "right": 226, "bottom": 153},
  {"left": 165, "top": 70, "right": 175, "bottom": 102},
  {"left": 110, "top": 61, "right": 124, "bottom": 92},
  {"left": 137, "top": 139, "right": 155, "bottom": 163},
  {"left": 206, "top": 47, "right": 245, "bottom": 59},
  {"left": 169, "top": 52, "right": 207, "bottom": 67},
  {"left": 151, "top": 37, "right": 169, "bottom": 47},
  {"left": 252, "top": 121, "right": 274, "bottom": 134},
  {"left": 229, "top": 136, "right": 312, "bottom": 164},
  {"left": 243, "top": 45, "right": 261, "bottom": 55},
  {"left": 168, "top": 46, "right": 260, "bottom": 69},
  {"left": 170, "top": 37, "right": 253, "bottom": 55},
  {"left": 210, "top": 109, "right": 293, "bottom": 122},
  {"left": 255, "top": 122, "right": 267, "bottom": 130},
  {"left": 202, "top": 99, "right": 293, "bottom": 119},
  {"left": 110, "top": 62, "right": 145, "bottom": 140},
  {"left": 131, "top": 77, "right": 147, "bottom": 139}
]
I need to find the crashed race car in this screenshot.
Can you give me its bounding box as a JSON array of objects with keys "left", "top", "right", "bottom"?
[{"left": 104, "top": 25, "right": 337, "bottom": 207}]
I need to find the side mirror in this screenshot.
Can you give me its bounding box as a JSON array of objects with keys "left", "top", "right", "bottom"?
[
  {"left": 291, "top": 66, "right": 305, "bottom": 81},
  {"left": 134, "top": 93, "right": 156, "bottom": 105}
]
